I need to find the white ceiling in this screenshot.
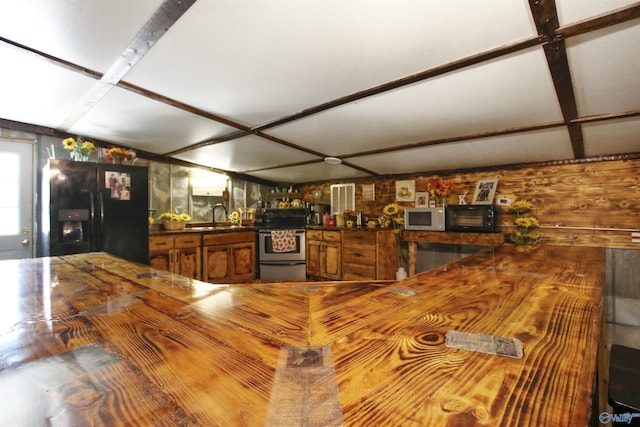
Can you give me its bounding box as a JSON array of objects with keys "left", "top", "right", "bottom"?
[{"left": 0, "top": 0, "right": 639, "bottom": 184}]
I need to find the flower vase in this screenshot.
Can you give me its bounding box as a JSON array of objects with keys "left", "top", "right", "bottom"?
[
  {"left": 111, "top": 155, "right": 124, "bottom": 164},
  {"left": 441, "top": 196, "right": 447, "bottom": 207},
  {"left": 70, "top": 151, "right": 89, "bottom": 162}
]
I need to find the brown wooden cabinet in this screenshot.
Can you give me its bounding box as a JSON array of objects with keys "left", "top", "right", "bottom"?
[
  {"left": 149, "top": 234, "right": 202, "bottom": 280},
  {"left": 342, "top": 229, "right": 397, "bottom": 280},
  {"left": 149, "top": 235, "right": 174, "bottom": 273},
  {"left": 202, "top": 231, "right": 256, "bottom": 283},
  {"left": 306, "top": 229, "right": 341, "bottom": 280},
  {"left": 173, "top": 234, "right": 202, "bottom": 280},
  {"left": 306, "top": 228, "right": 397, "bottom": 281}
]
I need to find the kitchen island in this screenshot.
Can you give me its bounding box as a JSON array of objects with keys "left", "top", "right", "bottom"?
[{"left": 0, "top": 244, "right": 605, "bottom": 426}]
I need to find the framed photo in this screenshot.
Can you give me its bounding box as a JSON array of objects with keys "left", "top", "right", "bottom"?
[
  {"left": 395, "top": 180, "right": 415, "bottom": 202},
  {"left": 362, "top": 183, "right": 375, "bottom": 201},
  {"left": 472, "top": 179, "right": 498, "bottom": 205},
  {"left": 415, "top": 192, "right": 428, "bottom": 207}
]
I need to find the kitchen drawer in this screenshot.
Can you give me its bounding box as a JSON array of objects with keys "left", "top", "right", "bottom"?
[
  {"left": 203, "top": 231, "right": 255, "bottom": 246},
  {"left": 149, "top": 235, "right": 174, "bottom": 251},
  {"left": 342, "top": 231, "right": 376, "bottom": 245},
  {"left": 174, "top": 234, "right": 202, "bottom": 249},
  {"left": 342, "top": 263, "right": 376, "bottom": 281},
  {"left": 322, "top": 230, "right": 341, "bottom": 242},
  {"left": 306, "top": 230, "right": 323, "bottom": 240},
  {"left": 342, "top": 244, "right": 376, "bottom": 263}
]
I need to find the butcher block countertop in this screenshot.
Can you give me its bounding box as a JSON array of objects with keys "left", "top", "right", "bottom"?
[{"left": 0, "top": 244, "right": 605, "bottom": 426}]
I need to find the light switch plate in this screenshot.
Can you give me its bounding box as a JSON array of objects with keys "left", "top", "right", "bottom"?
[{"left": 497, "top": 197, "right": 512, "bottom": 206}]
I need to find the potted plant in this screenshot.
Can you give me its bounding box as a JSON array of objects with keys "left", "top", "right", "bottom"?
[{"left": 158, "top": 211, "right": 191, "bottom": 231}]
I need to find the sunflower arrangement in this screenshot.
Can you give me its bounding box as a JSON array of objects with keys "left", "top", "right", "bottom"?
[
  {"left": 62, "top": 136, "right": 96, "bottom": 160},
  {"left": 228, "top": 210, "right": 241, "bottom": 225},
  {"left": 509, "top": 199, "right": 540, "bottom": 246},
  {"left": 158, "top": 210, "right": 191, "bottom": 230},
  {"left": 381, "top": 203, "right": 405, "bottom": 229},
  {"left": 341, "top": 210, "right": 357, "bottom": 226},
  {"left": 158, "top": 212, "right": 192, "bottom": 222},
  {"left": 381, "top": 203, "right": 407, "bottom": 269}
]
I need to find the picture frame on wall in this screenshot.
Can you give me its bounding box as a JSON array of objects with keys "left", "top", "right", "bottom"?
[
  {"left": 471, "top": 179, "right": 498, "bottom": 205},
  {"left": 361, "top": 183, "right": 375, "bottom": 201},
  {"left": 395, "top": 180, "right": 415, "bottom": 202},
  {"left": 415, "top": 192, "right": 428, "bottom": 207}
]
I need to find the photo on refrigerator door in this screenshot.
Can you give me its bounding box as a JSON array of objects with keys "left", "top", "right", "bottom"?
[{"left": 105, "top": 171, "right": 132, "bottom": 200}]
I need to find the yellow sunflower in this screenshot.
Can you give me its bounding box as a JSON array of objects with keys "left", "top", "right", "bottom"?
[
  {"left": 228, "top": 211, "right": 241, "bottom": 224},
  {"left": 80, "top": 141, "right": 96, "bottom": 154},
  {"left": 514, "top": 216, "right": 539, "bottom": 228},
  {"left": 383, "top": 203, "right": 401, "bottom": 216},
  {"left": 62, "top": 137, "right": 76, "bottom": 150},
  {"left": 510, "top": 200, "right": 534, "bottom": 214}
]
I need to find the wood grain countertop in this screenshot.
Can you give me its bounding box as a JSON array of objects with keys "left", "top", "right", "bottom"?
[
  {"left": 0, "top": 244, "right": 605, "bottom": 426},
  {"left": 149, "top": 225, "right": 259, "bottom": 236}
]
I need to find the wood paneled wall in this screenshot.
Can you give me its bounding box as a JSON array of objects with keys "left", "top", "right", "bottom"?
[{"left": 299, "top": 156, "right": 640, "bottom": 249}]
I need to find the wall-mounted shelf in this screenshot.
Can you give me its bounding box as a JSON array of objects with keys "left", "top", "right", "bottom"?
[{"left": 269, "top": 192, "right": 304, "bottom": 199}]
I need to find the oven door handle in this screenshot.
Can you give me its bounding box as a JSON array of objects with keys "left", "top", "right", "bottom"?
[
  {"left": 259, "top": 229, "right": 306, "bottom": 234},
  {"left": 259, "top": 261, "right": 306, "bottom": 266}
]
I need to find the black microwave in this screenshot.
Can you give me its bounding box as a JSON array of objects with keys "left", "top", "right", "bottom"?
[{"left": 446, "top": 205, "right": 497, "bottom": 233}]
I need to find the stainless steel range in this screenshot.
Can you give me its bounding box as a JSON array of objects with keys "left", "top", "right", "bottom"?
[{"left": 258, "top": 208, "right": 307, "bottom": 281}]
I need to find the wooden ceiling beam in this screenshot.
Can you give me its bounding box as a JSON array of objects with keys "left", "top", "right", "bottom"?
[
  {"left": 557, "top": 3, "right": 640, "bottom": 38},
  {"left": 528, "top": 0, "right": 585, "bottom": 158},
  {"left": 55, "top": 0, "right": 197, "bottom": 133},
  {"left": 144, "top": 2, "right": 640, "bottom": 173},
  {"left": 167, "top": 36, "right": 542, "bottom": 157}
]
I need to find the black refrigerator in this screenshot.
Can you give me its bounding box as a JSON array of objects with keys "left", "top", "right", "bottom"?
[{"left": 39, "top": 159, "right": 149, "bottom": 264}]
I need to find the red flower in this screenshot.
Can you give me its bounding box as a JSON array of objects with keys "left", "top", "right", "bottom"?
[{"left": 429, "top": 179, "right": 455, "bottom": 196}]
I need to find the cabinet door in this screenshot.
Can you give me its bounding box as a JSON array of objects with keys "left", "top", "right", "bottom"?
[
  {"left": 230, "top": 241, "right": 255, "bottom": 282},
  {"left": 203, "top": 245, "right": 229, "bottom": 282},
  {"left": 175, "top": 247, "right": 201, "bottom": 280},
  {"left": 306, "top": 239, "right": 322, "bottom": 277},
  {"left": 149, "top": 236, "right": 174, "bottom": 273},
  {"left": 149, "top": 250, "right": 173, "bottom": 273},
  {"left": 323, "top": 242, "right": 341, "bottom": 280},
  {"left": 376, "top": 230, "right": 398, "bottom": 280}
]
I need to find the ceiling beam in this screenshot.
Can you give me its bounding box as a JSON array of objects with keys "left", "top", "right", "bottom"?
[
  {"left": 0, "top": 117, "right": 276, "bottom": 185},
  {"left": 0, "top": 36, "right": 102, "bottom": 81},
  {"left": 528, "top": 0, "right": 584, "bottom": 158},
  {"left": 557, "top": 2, "right": 640, "bottom": 38},
  {"left": 328, "top": 122, "right": 565, "bottom": 160},
  {"left": 171, "top": 3, "right": 640, "bottom": 160},
  {"left": 56, "top": 0, "right": 198, "bottom": 132}
]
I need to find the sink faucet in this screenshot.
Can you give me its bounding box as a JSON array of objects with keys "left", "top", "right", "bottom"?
[{"left": 212, "top": 203, "right": 228, "bottom": 226}]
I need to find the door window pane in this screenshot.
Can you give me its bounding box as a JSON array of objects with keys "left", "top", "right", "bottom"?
[{"left": 0, "top": 153, "right": 20, "bottom": 236}]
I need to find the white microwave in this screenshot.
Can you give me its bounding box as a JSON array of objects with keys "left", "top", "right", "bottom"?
[{"left": 404, "top": 207, "right": 445, "bottom": 231}]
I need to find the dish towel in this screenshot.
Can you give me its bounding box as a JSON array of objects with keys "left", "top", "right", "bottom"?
[{"left": 271, "top": 230, "right": 298, "bottom": 253}]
